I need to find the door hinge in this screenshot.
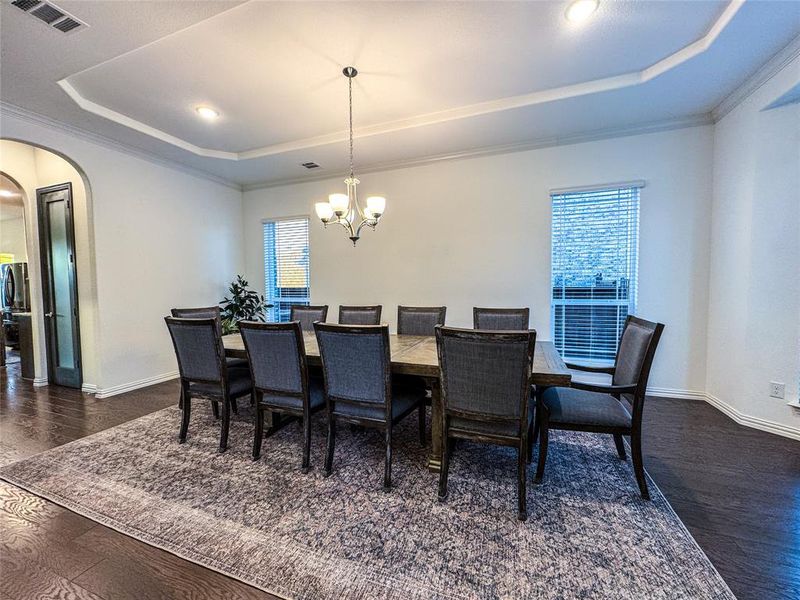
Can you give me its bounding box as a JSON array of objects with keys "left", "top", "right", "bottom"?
[{"left": 69, "top": 253, "right": 74, "bottom": 263}]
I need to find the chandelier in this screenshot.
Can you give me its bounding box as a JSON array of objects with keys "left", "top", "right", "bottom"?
[{"left": 314, "top": 66, "right": 386, "bottom": 245}]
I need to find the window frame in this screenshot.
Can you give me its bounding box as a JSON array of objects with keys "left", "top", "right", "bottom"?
[{"left": 262, "top": 214, "right": 311, "bottom": 323}]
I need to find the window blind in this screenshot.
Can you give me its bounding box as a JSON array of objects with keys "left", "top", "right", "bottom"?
[
  {"left": 263, "top": 217, "right": 310, "bottom": 322},
  {"left": 551, "top": 186, "right": 640, "bottom": 362}
]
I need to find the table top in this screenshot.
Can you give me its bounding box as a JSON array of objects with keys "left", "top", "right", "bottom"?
[{"left": 223, "top": 332, "right": 571, "bottom": 387}]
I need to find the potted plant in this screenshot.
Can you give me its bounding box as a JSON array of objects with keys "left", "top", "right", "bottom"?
[{"left": 219, "top": 275, "right": 270, "bottom": 334}]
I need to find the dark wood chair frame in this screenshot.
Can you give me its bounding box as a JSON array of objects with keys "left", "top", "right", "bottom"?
[
  {"left": 239, "top": 320, "right": 324, "bottom": 471},
  {"left": 315, "top": 323, "right": 425, "bottom": 491},
  {"left": 435, "top": 326, "right": 537, "bottom": 521},
  {"left": 533, "top": 316, "right": 665, "bottom": 500},
  {"left": 290, "top": 304, "right": 329, "bottom": 327},
  {"left": 472, "top": 307, "right": 531, "bottom": 330},
  {"left": 338, "top": 305, "right": 382, "bottom": 325},
  {"left": 164, "top": 316, "right": 253, "bottom": 453},
  {"left": 396, "top": 305, "right": 447, "bottom": 335}
]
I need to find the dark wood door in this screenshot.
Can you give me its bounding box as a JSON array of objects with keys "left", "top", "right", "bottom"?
[{"left": 37, "top": 183, "right": 82, "bottom": 388}]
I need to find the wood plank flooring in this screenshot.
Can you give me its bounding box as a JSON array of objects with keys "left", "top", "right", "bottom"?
[{"left": 1, "top": 363, "right": 798, "bottom": 600}]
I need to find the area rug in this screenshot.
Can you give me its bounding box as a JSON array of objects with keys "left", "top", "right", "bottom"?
[{"left": 0, "top": 403, "right": 735, "bottom": 599}]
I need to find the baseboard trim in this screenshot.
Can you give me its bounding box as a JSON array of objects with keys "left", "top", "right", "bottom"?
[
  {"left": 703, "top": 393, "right": 800, "bottom": 441},
  {"left": 646, "top": 387, "right": 707, "bottom": 401},
  {"left": 81, "top": 383, "right": 98, "bottom": 394},
  {"left": 32, "top": 377, "right": 48, "bottom": 387},
  {"left": 95, "top": 371, "right": 178, "bottom": 399}
]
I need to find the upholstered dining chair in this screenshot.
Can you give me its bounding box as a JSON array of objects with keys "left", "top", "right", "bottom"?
[
  {"left": 314, "top": 323, "right": 426, "bottom": 491},
  {"left": 164, "top": 317, "right": 253, "bottom": 453},
  {"left": 171, "top": 306, "right": 249, "bottom": 376},
  {"left": 473, "top": 307, "right": 530, "bottom": 330},
  {"left": 397, "top": 305, "right": 446, "bottom": 336},
  {"left": 338, "top": 305, "right": 382, "bottom": 325},
  {"left": 290, "top": 305, "right": 329, "bottom": 333},
  {"left": 533, "top": 316, "right": 664, "bottom": 500},
  {"left": 239, "top": 321, "right": 324, "bottom": 470},
  {"left": 435, "top": 326, "right": 536, "bottom": 520}
]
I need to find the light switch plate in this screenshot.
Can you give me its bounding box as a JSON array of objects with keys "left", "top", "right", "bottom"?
[{"left": 769, "top": 381, "right": 785, "bottom": 399}]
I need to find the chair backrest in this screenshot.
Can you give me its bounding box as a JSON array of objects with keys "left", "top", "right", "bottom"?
[
  {"left": 436, "top": 326, "right": 535, "bottom": 425},
  {"left": 397, "top": 305, "right": 446, "bottom": 336},
  {"left": 290, "top": 305, "right": 328, "bottom": 333},
  {"left": 164, "top": 317, "right": 224, "bottom": 383},
  {"left": 339, "top": 305, "right": 382, "bottom": 325},
  {"left": 612, "top": 316, "right": 665, "bottom": 421},
  {"left": 473, "top": 307, "right": 530, "bottom": 330},
  {"left": 171, "top": 306, "right": 223, "bottom": 336},
  {"left": 239, "top": 321, "right": 307, "bottom": 399},
  {"left": 314, "top": 323, "right": 391, "bottom": 410}
]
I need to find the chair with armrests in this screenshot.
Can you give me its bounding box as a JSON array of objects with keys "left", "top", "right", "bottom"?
[
  {"left": 239, "top": 321, "right": 325, "bottom": 471},
  {"left": 397, "top": 305, "right": 446, "bottom": 336},
  {"left": 435, "top": 326, "right": 537, "bottom": 521},
  {"left": 534, "top": 315, "right": 665, "bottom": 499},
  {"left": 473, "top": 307, "right": 530, "bottom": 330},
  {"left": 290, "top": 305, "right": 329, "bottom": 334},
  {"left": 338, "top": 305, "right": 382, "bottom": 325},
  {"left": 314, "top": 322, "right": 426, "bottom": 491},
  {"left": 164, "top": 317, "right": 253, "bottom": 452}
]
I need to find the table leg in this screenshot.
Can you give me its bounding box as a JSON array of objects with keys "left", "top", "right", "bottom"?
[{"left": 427, "top": 377, "right": 442, "bottom": 472}]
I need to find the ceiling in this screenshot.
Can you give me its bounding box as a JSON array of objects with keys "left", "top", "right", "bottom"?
[{"left": 1, "top": 0, "right": 798, "bottom": 188}]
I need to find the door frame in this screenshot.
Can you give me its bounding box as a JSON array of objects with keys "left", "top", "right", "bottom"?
[{"left": 36, "top": 182, "right": 82, "bottom": 388}]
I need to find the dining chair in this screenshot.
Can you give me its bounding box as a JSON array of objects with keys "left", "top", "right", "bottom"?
[
  {"left": 239, "top": 321, "right": 324, "bottom": 470},
  {"left": 290, "top": 305, "right": 329, "bottom": 333},
  {"left": 171, "top": 306, "right": 249, "bottom": 378},
  {"left": 338, "top": 305, "right": 382, "bottom": 325},
  {"left": 435, "top": 326, "right": 536, "bottom": 521},
  {"left": 314, "top": 322, "right": 426, "bottom": 491},
  {"left": 473, "top": 307, "right": 530, "bottom": 330},
  {"left": 534, "top": 315, "right": 665, "bottom": 500},
  {"left": 164, "top": 316, "right": 253, "bottom": 453},
  {"left": 397, "top": 305, "right": 446, "bottom": 336}
]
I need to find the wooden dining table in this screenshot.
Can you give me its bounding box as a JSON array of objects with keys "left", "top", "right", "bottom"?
[{"left": 223, "top": 332, "right": 571, "bottom": 472}]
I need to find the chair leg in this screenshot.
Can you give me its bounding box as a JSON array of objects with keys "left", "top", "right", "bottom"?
[
  {"left": 418, "top": 403, "right": 426, "bottom": 446},
  {"left": 302, "top": 411, "right": 311, "bottom": 473},
  {"left": 518, "top": 438, "right": 528, "bottom": 521},
  {"left": 230, "top": 396, "right": 239, "bottom": 415},
  {"left": 437, "top": 422, "right": 451, "bottom": 502},
  {"left": 252, "top": 406, "right": 264, "bottom": 461},
  {"left": 179, "top": 395, "right": 191, "bottom": 443},
  {"left": 631, "top": 432, "right": 650, "bottom": 500},
  {"left": 532, "top": 407, "right": 540, "bottom": 445},
  {"left": 383, "top": 425, "right": 393, "bottom": 492},
  {"left": 323, "top": 417, "right": 336, "bottom": 477},
  {"left": 534, "top": 416, "right": 549, "bottom": 484},
  {"left": 613, "top": 434, "right": 627, "bottom": 460},
  {"left": 219, "top": 397, "right": 231, "bottom": 453},
  {"left": 527, "top": 415, "right": 535, "bottom": 464},
  {"left": 211, "top": 399, "right": 220, "bottom": 420}
]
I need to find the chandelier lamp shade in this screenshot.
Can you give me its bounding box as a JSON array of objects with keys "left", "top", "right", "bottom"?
[{"left": 314, "top": 66, "right": 386, "bottom": 245}]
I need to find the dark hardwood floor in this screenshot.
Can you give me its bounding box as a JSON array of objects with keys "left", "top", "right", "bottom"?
[{"left": 1, "top": 362, "right": 798, "bottom": 599}]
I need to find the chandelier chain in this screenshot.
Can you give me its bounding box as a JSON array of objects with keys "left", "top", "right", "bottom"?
[{"left": 348, "top": 74, "right": 354, "bottom": 179}]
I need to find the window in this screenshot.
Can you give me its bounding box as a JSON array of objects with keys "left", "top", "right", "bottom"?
[
  {"left": 551, "top": 184, "right": 641, "bottom": 362},
  {"left": 263, "top": 217, "right": 310, "bottom": 322}
]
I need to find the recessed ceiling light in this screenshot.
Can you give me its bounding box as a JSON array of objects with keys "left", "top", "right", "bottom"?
[
  {"left": 0, "top": 190, "right": 19, "bottom": 198},
  {"left": 195, "top": 106, "right": 219, "bottom": 120},
  {"left": 565, "top": 0, "right": 598, "bottom": 23}
]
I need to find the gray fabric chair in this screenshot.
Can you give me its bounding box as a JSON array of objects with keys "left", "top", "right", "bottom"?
[
  {"left": 164, "top": 316, "right": 253, "bottom": 452},
  {"left": 171, "top": 306, "right": 249, "bottom": 376},
  {"left": 290, "top": 305, "right": 328, "bottom": 333},
  {"left": 314, "top": 322, "right": 426, "bottom": 491},
  {"left": 534, "top": 315, "right": 665, "bottom": 500},
  {"left": 397, "top": 306, "right": 446, "bottom": 336},
  {"left": 338, "top": 305, "right": 382, "bottom": 325},
  {"left": 239, "top": 321, "right": 324, "bottom": 471},
  {"left": 473, "top": 307, "right": 530, "bottom": 330},
  {"left": 435, "top": 326, "right": 537, "bottom": 521}
]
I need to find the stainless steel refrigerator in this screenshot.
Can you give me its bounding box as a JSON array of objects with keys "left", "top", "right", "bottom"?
[{"left": 2, "top": 262, "right": 30, "bottom": 313}]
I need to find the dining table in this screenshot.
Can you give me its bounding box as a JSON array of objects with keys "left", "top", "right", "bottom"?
[{"left": 223, "top": 332, "right": 571, "bottom": 472}]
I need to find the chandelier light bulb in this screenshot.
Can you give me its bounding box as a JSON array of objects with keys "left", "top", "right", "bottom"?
[
  {"left": 315, "top": 202, "right": 334, "bottom": 223},
  {"left": 329, "top": 193, "right": 349, "bottom": 215},
  {"left": 366, "top": 196, "right": 386, "bottom": 218}
]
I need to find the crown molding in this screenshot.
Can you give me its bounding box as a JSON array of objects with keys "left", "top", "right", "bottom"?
[
  {"left": 0, "top": 102, "right": 242, "bottom": 191},
  {"left": 241, "top": 113, "right": 713, "bottom": 192},
  {"left": 712, "top": 33, "right": 800, "bottom": 121},
  {"left": 58, "top": 0, "right": 742, "bottom": 161}
]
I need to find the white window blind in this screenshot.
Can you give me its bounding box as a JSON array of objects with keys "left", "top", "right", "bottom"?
[
  {"left": 551, "top": 185, "right": 640, "bottom": 362},
  {"left": 263, "top": 217, "right": 310, "bottom": 322}
]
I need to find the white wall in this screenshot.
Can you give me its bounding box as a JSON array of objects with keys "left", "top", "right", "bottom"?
[
  {"left": 706, "top": 53, "right": 800, "bottom": 434},
  {"left": 243, "top": 126, "right": 714, "bottom": 394},
  {"left": 0, "top": 113, "right": 243, "bottom": 394},
  {"left": 0, "top": 217, "right": 27, "bottom": 259}
]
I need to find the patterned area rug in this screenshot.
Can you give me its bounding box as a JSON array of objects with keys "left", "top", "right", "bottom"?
[{"left": 0, "top": 403, "right": 734, "bottom": 599}]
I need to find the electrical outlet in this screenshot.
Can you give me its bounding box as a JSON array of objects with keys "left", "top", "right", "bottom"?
[{"left": 769, "top": 381, "right": 785, "bottom": 399}]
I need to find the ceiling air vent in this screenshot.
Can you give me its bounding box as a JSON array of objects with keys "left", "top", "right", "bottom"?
[
  {"left": 301, "top": 162, "right": 321, "bottom": 169},
  {"left": 11, "top": 0, "right": 88, "bottom": 34}
]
